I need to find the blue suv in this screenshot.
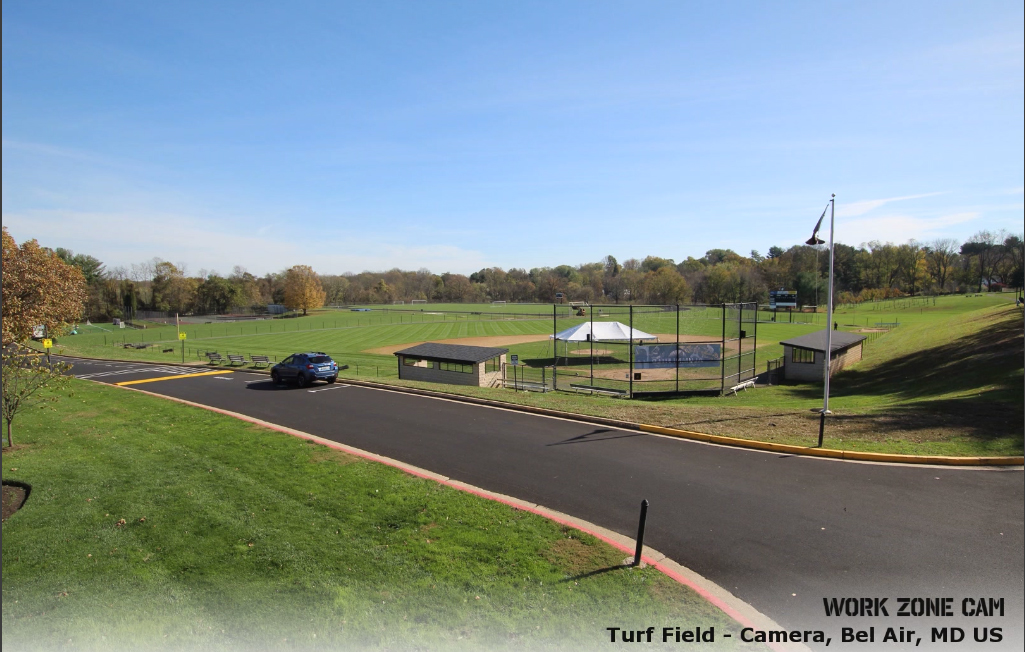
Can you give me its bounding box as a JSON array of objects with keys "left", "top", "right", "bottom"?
[{"left": 271, "top": 352, "right": 339, "bottom": 388}]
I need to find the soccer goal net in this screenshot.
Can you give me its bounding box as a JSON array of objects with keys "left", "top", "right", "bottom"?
[
  {"left": 392, "top": 300, "right": 405, "bottom": 305},
  {"left": 411, "top": 299, "right": 428, "bottom": 304}
]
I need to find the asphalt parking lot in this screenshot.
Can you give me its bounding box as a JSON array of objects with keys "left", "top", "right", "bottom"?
[{"left": 68, "top": 357, "right": 1025, "bottom": 649}]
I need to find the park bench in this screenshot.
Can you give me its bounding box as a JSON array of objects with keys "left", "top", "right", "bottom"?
[
  {"left": 874, "top": 322, "right": 900, "bottom": 328},
  {"left": 569, "top": 383, "right": 628, "bottom": 397},
  {"left": 505, "top": 380, "right": 548, "bottom": 392},
  {"left": 227, "top": 354, "right": 246, "bottom": 366},
  {"left": 728, "top": 379, "right": 755, "bottom": 395},
  {"left": 250, "top": 354, "right": 271, "bottom": 368},
  {"left": 205, "top": 352, "right": 224, "bottom": 364}
]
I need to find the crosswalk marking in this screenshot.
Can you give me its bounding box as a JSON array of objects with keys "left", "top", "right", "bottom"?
[
  {"left": 76, "top": 365, "right": 198, "bottom": 379},
  {"left": 115, "top": 370, "right": 234, "bottom": 386}
]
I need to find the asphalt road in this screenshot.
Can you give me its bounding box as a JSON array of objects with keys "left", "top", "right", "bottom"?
[{"left": 69, "top": 358, "right": 1024, "bottom": 648}]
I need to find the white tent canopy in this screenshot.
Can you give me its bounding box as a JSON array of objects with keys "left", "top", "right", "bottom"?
[{"left": 551, "top": 321, "right": 657, "bottom": 343}]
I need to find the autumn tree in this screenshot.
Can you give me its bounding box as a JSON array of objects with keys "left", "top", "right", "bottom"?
[
  {"left": 2, "top": 227, "right": 87, "bottom": 345},
  {"left": 2, "top": 227, "right": 84, "bottom": 447},
  {"left": 2, "top": 348, "right": 74, "bottom": 447},
  {"left": 282, "top": 265, "right": 326, "bottom": 315},
  {"left": 644, "top": 266, "right": 690, "bottom": 304}
]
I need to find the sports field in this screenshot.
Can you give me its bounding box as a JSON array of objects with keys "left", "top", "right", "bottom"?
[{"left": 50, "top": 294, "right": 1023, "bottom": 456}]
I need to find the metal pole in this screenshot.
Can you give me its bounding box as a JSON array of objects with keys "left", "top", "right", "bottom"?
[
  {"left": 675, "top": 304, "right": 680, "bottom": 393},
  {"left": 589, "top": 303, "right": 594, "bottom": 387},
  {"left": 628, "top": 305, "right": 634, "bottom": 398},
  {"left": 823, "top": 195, "right": 836, "bottom": 416},
  {"left": 752, "top": 302, "right": 758, "bottom": 382},
  {"left": 720, "top": 304, "right": 726, "bottom": 395},
  {"left": 632, "top": 499, "right": 649, "bottom": 567},
  {"left": 552, "top": 304, "right": 557, "bottom": 390}
]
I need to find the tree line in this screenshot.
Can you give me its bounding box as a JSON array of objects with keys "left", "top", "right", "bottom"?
[{"left": 25, "top": 228, "right": 1025, "bottom": 320}]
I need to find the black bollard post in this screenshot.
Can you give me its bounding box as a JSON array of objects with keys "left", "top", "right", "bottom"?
[
  {"left": 633, "top": 499, "right": 649, "bottom": 567},
  {"left": 818, "top": 411, "right": 825, "bottom": 447}
]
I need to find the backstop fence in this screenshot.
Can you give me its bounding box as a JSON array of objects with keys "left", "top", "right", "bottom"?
[{"left": 504, "top": 303, "right": 758, "bottom": 398}]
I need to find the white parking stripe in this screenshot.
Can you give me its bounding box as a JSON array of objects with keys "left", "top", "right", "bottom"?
[{"left": 307, "top": 385, "right": 349, "bottom": 393}]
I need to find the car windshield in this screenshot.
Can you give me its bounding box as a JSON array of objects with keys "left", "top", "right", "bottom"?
[{"left": 308, "top": 356, "right": 331, "bottom": 364}]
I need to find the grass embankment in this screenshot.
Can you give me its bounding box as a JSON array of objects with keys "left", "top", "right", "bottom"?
[
  {"left": 49, "top": 296, "right": 1024, "bottom": 456},
  {"left": 2, "top": 380, "right": 756, "bottom": 652}
]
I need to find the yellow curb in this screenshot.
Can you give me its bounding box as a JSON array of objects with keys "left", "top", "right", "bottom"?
[{"left": 637, "top": 424, "right": 1025, "bottom": 466}]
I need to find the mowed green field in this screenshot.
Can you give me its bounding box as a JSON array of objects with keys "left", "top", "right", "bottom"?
[
  {"left": 60, "top": 304, "right": 749, "bottom": 372},
  {"left": 50, "top": 295, "right": 1023, "bottom": 455}
]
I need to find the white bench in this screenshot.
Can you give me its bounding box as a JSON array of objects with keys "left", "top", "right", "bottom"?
[{"left": 728, "top": 379, "right": 755, "bottom": 395}]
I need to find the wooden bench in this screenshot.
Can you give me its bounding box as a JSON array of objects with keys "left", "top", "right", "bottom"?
[
  {"left": 728, "top": 379, "right": 755, "bottom": 395},
  {"left": 250, "top": 354, "right": 271, "bottom": 368},
  {"left": 569, "top": 383, "right": 628, "bottom": 397},
  {"left": 227, "top": 354, "right": 246, "bottom": 366},
  {"left": 205, "top": 352, "right": 223, "bottom": 364}
]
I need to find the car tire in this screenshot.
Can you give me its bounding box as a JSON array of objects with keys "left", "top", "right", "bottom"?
[
  {"left": 271, "top": 370, "right": 280, "bottom": 384},
  {"left": 296, "top": 373, "right": 308, "bottom": 389},
  {"left": 327, "top": 376, "right": 337, "bottom": 384}
]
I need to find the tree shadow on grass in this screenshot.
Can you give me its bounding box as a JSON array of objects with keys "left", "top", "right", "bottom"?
[{"left": 793, "top": 308, "right": 1023, "bottom": 405}]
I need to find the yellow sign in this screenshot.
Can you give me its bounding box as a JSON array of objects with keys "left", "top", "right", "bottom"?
[
  {"left": 179, "top": 332, "right": 187, "bottom": 340},
  {"left": 42, "top": 338, "right": 53, "bottom": 349}
]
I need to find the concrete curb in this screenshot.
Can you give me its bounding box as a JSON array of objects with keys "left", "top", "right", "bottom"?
[
  {"left": 63, "top": 353, "right": 1024, "bottom": 468},
  {"left": 104, "top": 380, "right": 809, "bottom": 652}
]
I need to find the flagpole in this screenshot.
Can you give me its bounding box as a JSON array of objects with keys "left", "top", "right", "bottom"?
[{"left": 818, "top": 194, "right": 836, "bottom": 446}]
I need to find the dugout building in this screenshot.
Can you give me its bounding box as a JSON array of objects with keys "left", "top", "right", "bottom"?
[
  {"left": 394, "top": 343, "right": 507, "bottom": 387},
  {"left": 779, "top": 330, "right": 867, "bottom": 382}
]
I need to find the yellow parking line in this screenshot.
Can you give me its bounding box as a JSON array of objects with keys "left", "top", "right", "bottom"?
[{"left": 115, "top": 370, "right": 233, "bottom": 386}]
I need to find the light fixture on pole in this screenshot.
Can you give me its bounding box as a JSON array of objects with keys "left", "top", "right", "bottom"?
[{"left": 806, "top": 195, "right": 836, "bottom": 447}]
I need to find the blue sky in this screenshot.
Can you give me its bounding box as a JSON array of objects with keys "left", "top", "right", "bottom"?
[{"left": 3, "top": 1, "right": 1023, "bottom": 276}]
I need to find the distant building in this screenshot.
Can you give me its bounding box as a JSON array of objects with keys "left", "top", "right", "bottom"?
[
  {"left": 267, "top": 304, "right": 287, "bottom": 314},
  {"left": 779, "top": 330, "right": 866, "bottom": 382},
  {"left": 394, "top": 343, "right": 507, "bottom": 387}
]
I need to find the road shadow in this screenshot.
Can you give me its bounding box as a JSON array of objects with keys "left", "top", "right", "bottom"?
[
  {"left": 547, "top": 428, "right": 645, "bottom": 446},
  {"left": 245, "top": 381, "right": 289, "bottom": 391}
]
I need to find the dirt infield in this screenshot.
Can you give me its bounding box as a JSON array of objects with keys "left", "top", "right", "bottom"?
[{"left": 365, "top": 334, "right": 551, "bottom": 356}]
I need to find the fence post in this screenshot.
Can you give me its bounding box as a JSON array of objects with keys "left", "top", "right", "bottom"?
[{"left": 628, "top": 305, "right": 634, "bottom": 399}]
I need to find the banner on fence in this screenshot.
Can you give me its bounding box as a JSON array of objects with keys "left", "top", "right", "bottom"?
[{"left": 634, "top": 343, "right": 721, "bottom": 369}]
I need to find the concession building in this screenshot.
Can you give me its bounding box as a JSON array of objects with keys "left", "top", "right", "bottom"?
[
  {"left": 393, "top": 343, "right": 507, "bottom": 387},
  {"left": 779, "top": 330, "right": 867, "bottom": 382}
]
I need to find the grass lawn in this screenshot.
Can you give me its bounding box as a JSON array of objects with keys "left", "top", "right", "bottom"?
[
  {"left": 1, "top": 380, "right": 759, "bottom": 652},
  {"left": 47, "top": 295, "right": 1024, "bottom": 456}
]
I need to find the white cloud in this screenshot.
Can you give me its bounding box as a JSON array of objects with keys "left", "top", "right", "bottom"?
[
  {"left": 836, "top": 192, "right": 947, "bottom": 218},
  {"left": 1, "top": 209, "right": 489, "bottom": 276},
  {"left": 843, "top": 212, "right": 980, "bottom": 245}
]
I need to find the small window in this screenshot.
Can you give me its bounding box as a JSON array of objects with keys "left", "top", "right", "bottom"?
[
  {"left": 403, "top": 357, "right": 432, "bottom": 368},
  {"left": 792, "top": 348, "right": 815, "bottom": 364},
  {"left": 282, "top": 355, "right": 294, "bottom": 364},
  {"left": 440, "top": 361, "right": 472, "bottom": 373}
]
